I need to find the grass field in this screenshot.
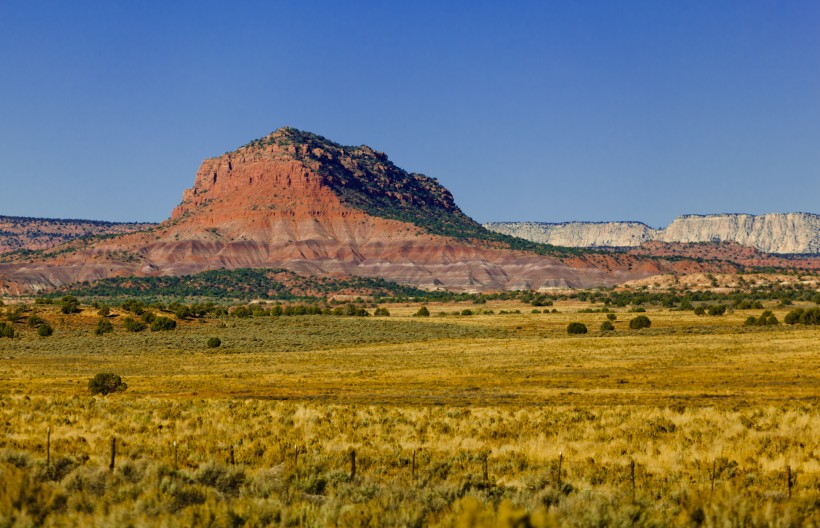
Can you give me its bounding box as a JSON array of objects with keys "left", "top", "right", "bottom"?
[{"left": 1, "top": 299, "right": 819, "bottom": 526}]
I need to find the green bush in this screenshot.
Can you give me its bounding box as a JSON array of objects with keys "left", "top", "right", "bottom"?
[
  {"left": 567, "top": 322, "right": 588, "bottom": 335},
  {"left": 95, "top": 318, "right": 113, "bottom": 336},
  {"left": 27, "top": 315, "right": 46, "bottom": 328},
  {"left": 784, "top": 307, "right": 819, "bottom": 325},
  {"left": 88, "top": 373, "right": 127, "bottom": 396},
  {"left": 150, "top": 316, "right": 177, "bottom": 332},
  {"left": 606, "top": 313, "right": 617, "bottom": 321},
  {"left": 37, "top": 323, "right": 53, "bottom": 337},
  {"left": 60, "top": 295, "right": 81, "bottom": 314},
  {"left": 460, "top": 309, "right": 473, "bottom": 316},
  {"left": 123, "top": 317, "right": 146, "bottom": 332},
  {"left": 207, "top": 337, "right": 221, "bottom": 348},
  {"left": 0, "top": 322, "right": 14, "bottom": 338},
  {"left": 707, "top": 305, "right": 727, "bottom": 316},
  {"left": 600, "top": 320, "right": 615, "bottom": 332},
  {"left": 415, "top": 306, "right": 430, "bottom": 317},
  {"left": 629, "top": 315, "right": 652, "bottom": 330},
  {"left": 373, "top": 307, "right": 390, "bottom": 316},
  {"left": 97, "top": 305, "right": 110, "bottom": 317},
  {"left": 694, "top": 306, "right": 705, "bottom": 316}
]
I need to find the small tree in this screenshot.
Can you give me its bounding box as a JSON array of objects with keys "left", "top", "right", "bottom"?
[
  {"left": 97, "top": 305, "right": 111, "bottom": 318},
  {"left": 629, "top": 315, "right": 652, "bottom": 330},
  {"left": 207, "top": 337, "right": 221, "bottom": 348},
  {"left": 88, "top": 373, "right": 127, "bottom": 396},
  {"left": 567, "top": 322, "right": 588, "bottom": 334},
  {"left": 415, "top": 306, "right": 430, "bottom": 317}
]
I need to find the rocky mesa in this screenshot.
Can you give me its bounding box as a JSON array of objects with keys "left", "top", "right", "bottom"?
[
  {"left": 486, "top": 212, "right": 820, "bottom": 255},
  {"left": 1, "top": 127, "right": 688, "bottom": 294}
]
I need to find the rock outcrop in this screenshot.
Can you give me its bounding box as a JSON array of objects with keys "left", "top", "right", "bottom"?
[
  {"left": 486, "top": 212, "right": 820, "bottom": 254},
  {"left": 1, "top": 127, "right": 677, "bottom": 294}
]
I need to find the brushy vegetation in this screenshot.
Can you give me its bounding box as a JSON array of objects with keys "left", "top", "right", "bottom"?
[
  {"left": 0, "top": 296, "right": 818, "bottom": 525},
  {"left": 1, "top": 398, "right": 819, "bottom": 526}
]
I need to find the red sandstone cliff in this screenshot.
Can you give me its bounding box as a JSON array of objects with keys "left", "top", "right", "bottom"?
[{"left": 0, "top": 127, "right": 730, "bottom": 294}]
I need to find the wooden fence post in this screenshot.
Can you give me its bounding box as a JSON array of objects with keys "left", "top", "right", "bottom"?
[
  {"left": 46, "top": 427, "right": 51, "bottom": 469},
  {"left": 412, "top": 449, "right": 417, "bottom": 482},
  {"left": 630, "top": 460, "right": 636, "bottom": 500},
  {"left": 173, "top": 441, "right": 178, "bottom": 469},
  {"left": 350, "top": 449, "right": 357, "bottom": 480},
  {"left": 109, "top": 437, "right": 116, "bottom": 471},
  {"left": 787, "top": 465, "right": 793, "bottom": 498},
  {"left": 230, "top": 445, "right": 235, "bottom": 465},
  {"left": 483, "top": 453, "right": 489, "bottom": 484},
  {"left": 557, "top": 453, "right": 563, "bottom": 487}
]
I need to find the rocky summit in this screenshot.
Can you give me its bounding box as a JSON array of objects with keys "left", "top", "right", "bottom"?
[
  {"left": 1, "top": 127, "right": 686, "bottom": 294},
  {"left": 486, "top": 212, "right": 820, "bottom": 255}
]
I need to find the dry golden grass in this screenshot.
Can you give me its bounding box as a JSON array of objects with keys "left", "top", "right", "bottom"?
[{"left": 0, "top": 299, "right": 818, "bottom": 526}]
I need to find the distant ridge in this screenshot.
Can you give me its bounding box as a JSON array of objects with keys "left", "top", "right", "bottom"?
[
  {"left": 0, "top": 215, "right": 155, "bottom": 256},
  {"left": 485, "top": 212, "right": 820, "bottom": 254}
]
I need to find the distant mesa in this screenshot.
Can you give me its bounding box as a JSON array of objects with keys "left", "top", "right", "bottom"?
[
  {"left": 0, "top": 127, "right": 816, "bottom": 295},
  {"left": 485, "top": 212, "right": 820, "bottom": 255}
]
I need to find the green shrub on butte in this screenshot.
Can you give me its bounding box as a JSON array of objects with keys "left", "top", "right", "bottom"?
[
  {"left": 88, "top": 373, "right": 127, "bottom": 396},
  {"left": 567, "top": 322, "right": 588, "bottom": 334},
  {"left": 629, "top": 315, "right": 652, "bottom": 330}
]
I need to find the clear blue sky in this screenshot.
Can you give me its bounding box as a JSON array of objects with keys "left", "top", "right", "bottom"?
[{"left": 1, "top": 1, "right": 818, "bottom": 227}]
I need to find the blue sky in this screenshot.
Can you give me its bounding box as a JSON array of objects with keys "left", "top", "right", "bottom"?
[{"left": 1, "top": 1, "right": 817, "bottom": 227}]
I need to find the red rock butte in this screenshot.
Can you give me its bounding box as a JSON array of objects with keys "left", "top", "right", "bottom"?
[{"left": 0, "top": 127, "right": 709, "bottom": 294}]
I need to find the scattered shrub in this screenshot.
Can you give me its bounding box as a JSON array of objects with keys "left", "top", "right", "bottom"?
[
  {"left": 0, "top": 322, "right": 14, "bottom": 338},
  {"left": 97, "top": 305, "right": 111, "bottom": 317},
  {"left": 784, "top": 307, "right": 820, "bottom": 325},
  {"left": 629, "top": 315, "right": 652, "bottom": 330},
  {"left": 707, "top": 305, "right": 727, "bottom": 316},
  {"left": 744, "top": 311, "right": 779, "bottom": 327},
  {"left": 88, "top": 373, "right": 127, "bottom": 395},
  {"left": 27, "top": 315, "right": 46, "bottom": 328},
  {"left": 373, "top": 307, "right": 390, "bottom": 316},
  {"left": 207, "top": 337, "right": 222, "bottom": 348},
  {"left": 460, "top": 309, "right": 473, "bottom": 316},
  {"left": 123, "top": 317, "right": 146, "bottom": 332},
  {"left": 95, "top": 318, "right": 113, "bottom": 335},
  {"left": 567, "top": 322, "right": 588, "bottom": 335},
  {"left": 60, "top": 295, "right": 81, "bottom": 314},
  {"left": 415, "top": 306, "right": 430, "bottom": 317},
  {"left": 38, "top": 323, "right": 53, "bottom": 337},
  {"left": 150, "top": 316, "right": 176, "bottom": 332},
  {"left": 606, "top": 313, "right": 617, "bottom": 321},
  {"left": 600, "top": 320, "right": 615, "bottom": 332}
]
